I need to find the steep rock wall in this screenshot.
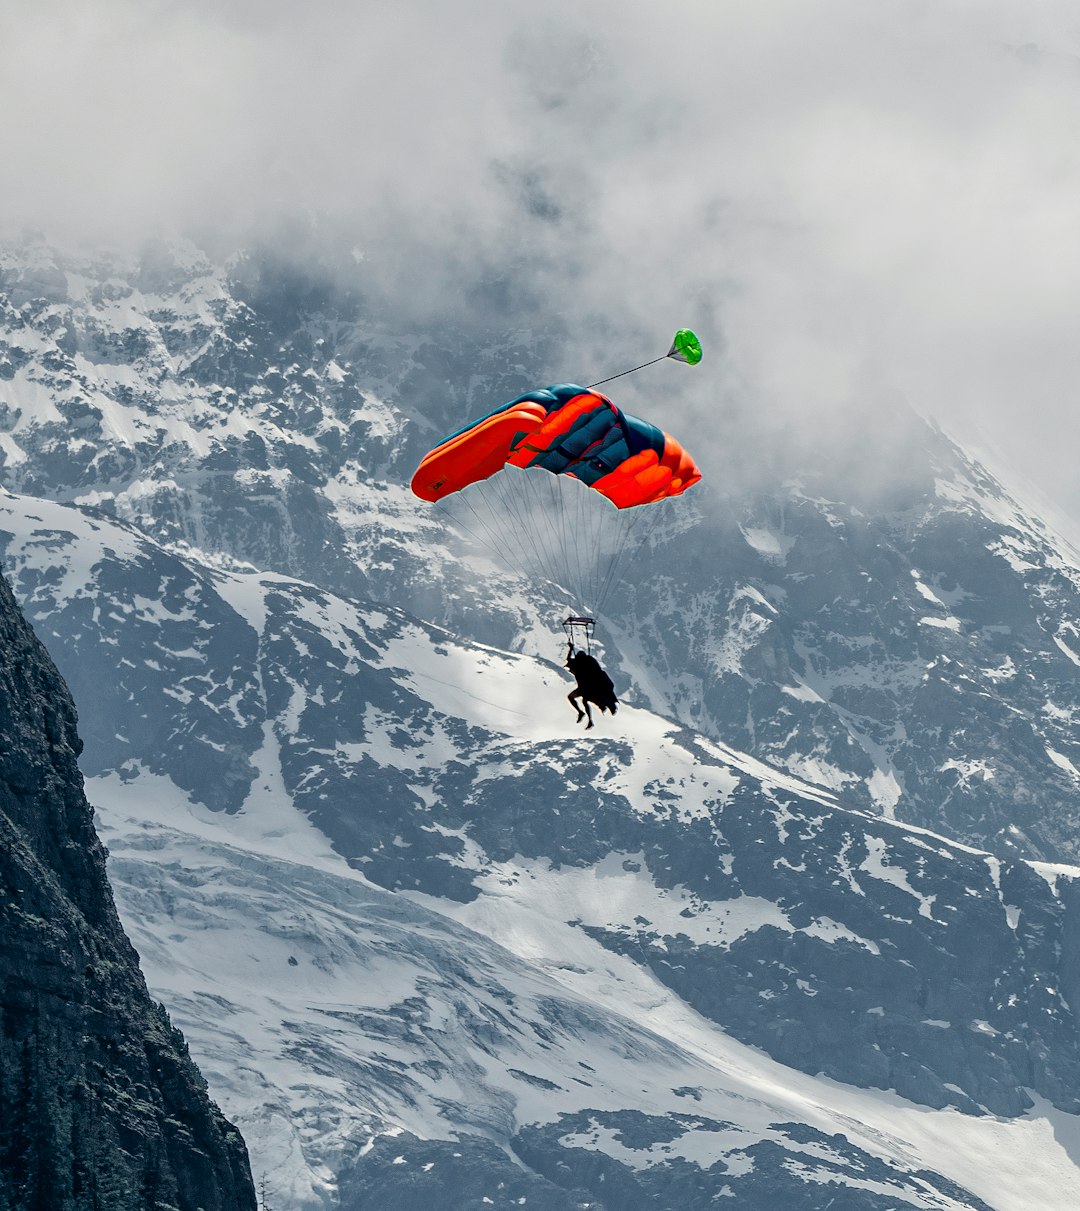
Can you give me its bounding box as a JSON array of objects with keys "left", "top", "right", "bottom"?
[{"left": 0, "top": 566, "right": 255, "bottom": 1209}]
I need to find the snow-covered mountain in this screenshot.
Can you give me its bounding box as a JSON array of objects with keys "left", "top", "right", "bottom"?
[
  {"left": 3, "top": 488, "right": 1080, "bottom": 1208},
  {"left": 4, "top": 234, "right": 1080, "bottom": 863},
  {"left": 6, "top": 233, "right": 1080, "bottom": 1207}
]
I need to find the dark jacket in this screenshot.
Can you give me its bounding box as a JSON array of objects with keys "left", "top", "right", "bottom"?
[{"left": 567, "top": 651, "right": 618, "bottom": 714}]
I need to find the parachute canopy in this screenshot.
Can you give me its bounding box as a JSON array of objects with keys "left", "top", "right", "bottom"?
[{"left": 410, "top": 384, "right": 701, "bottom": 510}]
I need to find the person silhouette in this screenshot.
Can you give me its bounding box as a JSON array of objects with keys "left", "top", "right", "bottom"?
[{"left": 565, "top": 643, "right": 618, "bottom": 730}]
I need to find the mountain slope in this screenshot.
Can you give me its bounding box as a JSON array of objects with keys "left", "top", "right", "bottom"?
[
  {"left": 4, "top": 489, "right": 1080, "bottom": 1207},
  {"left": 4, "top": 235, "right": 1080, "bottom": 864}
]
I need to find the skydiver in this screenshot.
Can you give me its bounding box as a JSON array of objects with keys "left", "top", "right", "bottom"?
[{"left": 566, "top": 643, "right": 618, "bottom": 730}]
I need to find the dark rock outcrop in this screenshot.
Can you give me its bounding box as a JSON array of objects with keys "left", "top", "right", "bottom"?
[{"left": 0, "top": 566, "right": 255, "bottom": 1209}]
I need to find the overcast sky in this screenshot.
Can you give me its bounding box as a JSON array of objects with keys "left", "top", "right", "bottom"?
[{"left": 4, "top": 1, "right": 1080, "bottom": 521}]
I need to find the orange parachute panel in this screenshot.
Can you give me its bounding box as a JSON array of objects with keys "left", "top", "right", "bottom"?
[
  {"left": 410, "top": 402, "right": 548, "bottom": 502},
  {"left": 505, "top": 392, "right": 617, "bottom": 469},
  {"left": 592, "top": 432, "right": 702, "bottom": 508}
]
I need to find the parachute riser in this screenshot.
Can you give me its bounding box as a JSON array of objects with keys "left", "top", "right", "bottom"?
[{"left": 563, "top": 615, "right": 595, "bottom": 655}]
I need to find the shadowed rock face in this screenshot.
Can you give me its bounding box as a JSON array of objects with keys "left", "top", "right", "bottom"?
[{"left": 0, "top": 566, "right": 256, "bottom": 1209}]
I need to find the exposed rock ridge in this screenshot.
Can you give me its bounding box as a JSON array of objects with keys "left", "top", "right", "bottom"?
[{"left": 0, "top": 564, "right": 255, "bottom": 1209}]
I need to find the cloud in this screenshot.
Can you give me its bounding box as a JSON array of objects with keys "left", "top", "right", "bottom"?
[{"left": 5, "top": 0, "right": 1080, "bottom": 515}]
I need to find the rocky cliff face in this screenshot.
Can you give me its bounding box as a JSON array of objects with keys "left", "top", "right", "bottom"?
[{"left": 0, "top": 566, "right": 255, "bottom": 1209}]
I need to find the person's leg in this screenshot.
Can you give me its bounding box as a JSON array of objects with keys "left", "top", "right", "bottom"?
[
  {"left": 583, "top": 697, "right": 594, "bottom": 729},
  {"left": 568, "top": 689, "right": 586, "bottom": 722}
]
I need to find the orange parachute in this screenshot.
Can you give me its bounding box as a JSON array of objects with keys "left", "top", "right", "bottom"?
[
  {"left": 411, "top": 384, "right": 701, "bottom": 509},
  {"left": 410, "top": 368, "right": 703, "bottom": 621}
]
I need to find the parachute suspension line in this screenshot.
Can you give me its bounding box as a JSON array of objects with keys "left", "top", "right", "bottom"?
[
  {"left": 613, "top": 505, "right": 656, "bottom": 603},
  {"left": 571, "top": 482, "right": 587, "bottom": 610},
  {"left": 441, "top": 493, "right": 503, "bottom": 566},
  {"left": 576, "top": 483, "right": 594, "bottom": 611},
  {"left": 589, "top": 499, "right": 610, "bottom": 613},
  {"left": 592, "top": 517, "right": 629, "bottom": 617},
  {"left": 443, "top": 486, "right": 540, "bottom": 590},
  {"left": 466, "top": 491, "right": 512, "bottom": 561},
  {"left": 504, "top": 474, "right": 562, "bottom": 604},
  {"left": 543, "top": 473, "right": 576, "bottom": 608},
  {"left": 577, "top": 482, "right": 595, "bottom": 612},
  {"left": 501, "top": 476, "right": 552, "bottom": 592},
  {"left": 593, "top": 524, "right": 631, "bottom": 619},
  {"left": 436, "top": 469, "right": 667, "bottom": 630},
  {"left": 547, "top": 470, "right": 573, "bottom": 611},
  {"left": 522, "top": 470, "right": 571, "bottom": 609},
  {"left": 460, "top": 488, "right": 523, "bottom": 580},
  {"left": 620, "top": 504, "right": 657, "bottom": 594},
  {"left": 541, "top": 474, "right": 576, "bottom": 607},
  {"left": 556, "top": 476, "right": 580, "bottom": 610},
  {"left": 585, "top": 496, "right": 604, "bottom": 615},
  {"left": 438, "top": 496, "right": 532, "bottom": 590},
  {"left": 458, "top": 478, "right": 559, "bottom": 607},
  {"left": 554, "top": 475, "right": 577, "bottom": 611},
  {"left": 502, "top": 469, "right": 577, "bottom": 612},
  {"left": 490, "top": 472, "right": 531, "bottom": 564},
  {"left": 590, "top": 506, "right": 626, "bottom": 615},
  {"left": 594, "top": 502, "right": 652, "bottom": 618}
]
